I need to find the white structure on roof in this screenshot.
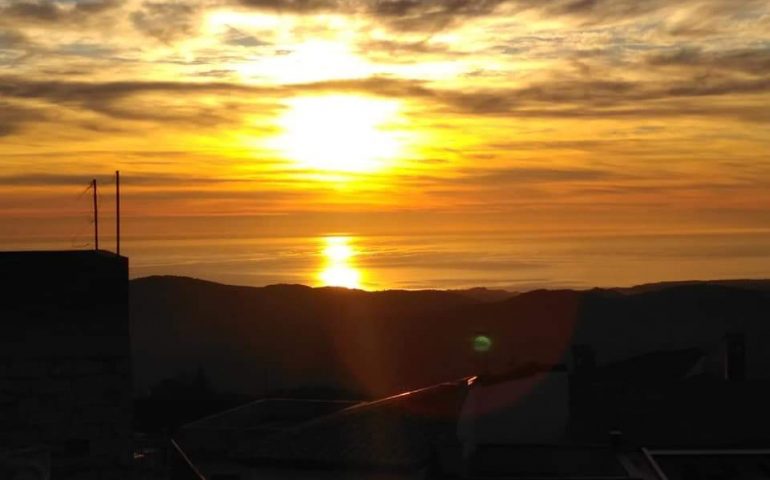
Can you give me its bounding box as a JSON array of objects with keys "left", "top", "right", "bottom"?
[{"left": 458, "top": 369, "right": 570, "bottom": 449}]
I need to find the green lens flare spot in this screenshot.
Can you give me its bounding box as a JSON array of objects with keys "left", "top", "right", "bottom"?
[{"left": 473, "top": 334, "right": 492, "bottom": 353}]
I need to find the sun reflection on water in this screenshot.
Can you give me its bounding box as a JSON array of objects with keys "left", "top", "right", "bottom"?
[{"left": 318, "top": 236, "right": 362, "bottom": 289}]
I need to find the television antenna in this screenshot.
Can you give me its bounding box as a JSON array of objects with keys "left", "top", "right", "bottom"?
[{"left": 91, "top": 178, "right": 99, "bottom": 251}]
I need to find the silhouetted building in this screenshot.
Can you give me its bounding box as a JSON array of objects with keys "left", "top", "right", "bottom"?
[
  {"left": 458, "top": 366, "right": 570, "bottom": 447},
  {"left": 0, "top": 250, "right": 131, "bottom": 479},
  {"left": 171, "top": 336, "right": 770, "bottom": 479},
  {"left": 568, "top": 344, "right": 770, "bottom": 447},
  {"left": 172, "top": 381, "right": 467, "bottom": 479}
]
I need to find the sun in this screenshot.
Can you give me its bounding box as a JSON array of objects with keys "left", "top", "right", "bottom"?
[{"left": 272, "top": 95, "right": 404, "bottom": 173}]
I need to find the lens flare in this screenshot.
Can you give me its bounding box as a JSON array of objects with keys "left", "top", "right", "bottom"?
[{"left": 473, "top": 334, "right": 493, "bottom": 353}]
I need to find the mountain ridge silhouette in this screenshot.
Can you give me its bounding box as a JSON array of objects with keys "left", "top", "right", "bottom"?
[{"left": 130, "top": 276, "right": 770, "bottom": 399}]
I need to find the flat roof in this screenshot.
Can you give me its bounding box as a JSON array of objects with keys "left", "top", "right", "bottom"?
[{"left": 0, "top": 249, "right": 124, "bottom": 258}]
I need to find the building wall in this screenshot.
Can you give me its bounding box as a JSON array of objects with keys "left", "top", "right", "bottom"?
[{"left": 0, "top": 251, "right": 132, "bottom": 479}]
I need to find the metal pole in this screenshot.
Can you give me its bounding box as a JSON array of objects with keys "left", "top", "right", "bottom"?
[
  {"left": 93, "top": 179, "right": 99, "bottom": 251},
  {"left": 116, "top": 171, "right": 120, "bottom": 255}
]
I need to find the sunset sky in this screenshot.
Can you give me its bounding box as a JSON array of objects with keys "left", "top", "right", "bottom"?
[{"left": 2, "top": 0, "right": 770, "bottom": 289}]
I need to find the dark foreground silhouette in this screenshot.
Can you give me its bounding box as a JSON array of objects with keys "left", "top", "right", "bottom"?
[
  {"left": 132, "top": 277, "right": 770, "bottom": 479},
  {"left": 131, "top": 276, "right": 770, "bottom": 400},
  {"left": 5, "top": 249, "right": 770, "bottom": 479}
]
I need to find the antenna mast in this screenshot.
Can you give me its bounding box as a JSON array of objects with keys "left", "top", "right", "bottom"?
[
  {"left": 115, "top": 171, "right": 121, "bottom": 255},
  {"left": 92, "top": 179, "right": 99, "bottom": 251}
]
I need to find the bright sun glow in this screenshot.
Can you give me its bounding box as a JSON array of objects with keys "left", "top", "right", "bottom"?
[
  {"left": 319, "top": 236, "right": 362, "bottom": 288},
  {"left": 272, "top": 95, "right": 404, "bottom": 173}
]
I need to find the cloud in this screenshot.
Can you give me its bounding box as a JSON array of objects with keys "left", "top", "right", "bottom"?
[
  {"left": 232, "top": 0, "right": 508, "bottom": 31},
  {"left": 358, "top": 247, "right": 544, "bottom": 271},
  {"left": 296, "top": 76, "right": 435, "bottom": 98},
  {"left": 236, "top": 0, "right": 341, "bottom": 13},
  {"left": 356, "top": 38, "right": 468, "bottom": 63},
  {"left": 230, "top": 0, "right": 763, "bottom": 34},
  {"left": 308, "top": 76, "right": 770, "bottom": 121},
  {"left": 196, "top": 68, "right": 237, "bottom": 78},
  {"left": 661, "top": 1, "right": 770, "bottom": 37},
  {"left": 0, "top": 28, "right": 29, "bottom": 48},
  {"left": 0, "top": 76, "right": 281, "bottom": 124},
  {"left": 231, "top": 0, "right": 770, "bottom": 36},
  {"left": 0, "top": 0, "right": 121, "bottom": 26},
  {"left": 363, "top": 0, "right": 702, "bottom": 32},
  {"left": 130, "top": 2, "right": 200, "bottom": 42},
  {"left": 504, "top": 0, "right": 770, "bottom": 32},
  {"left": 0, "top": 76, "right": 265, "bottom": 101},
  {"left": 0, "top": 101, "right": 45, "bottom": 137},
  {"left": 368, "top": 0, "right": 508, "bottom": 31},
  {"left": 0, "top": 75, "right": 431, "bottom": 125},
  {"left": 390, "top": 167, "right": 623, "bottom": 197},
  {"left": 646, "top": 47, "right": 770, "bottom": 75},
  {"left": 3, "top": 73, "right": 770, "bottom": 127},
  {"left": 517, "top": 0, "right": 671, "bottom": 24},
  {"left": 429, "top": 76, "right": 770, "bottom": 119},
  {"left": 458, "top": 166, "right": 621, "bottom": 184},
  {"left": 221, "top": 26, "right": 271, "bottom": 47},
  {"left": 0, "top": 172, "right": 259, "bottom": 187}
]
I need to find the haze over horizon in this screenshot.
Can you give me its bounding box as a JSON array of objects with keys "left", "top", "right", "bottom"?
[{"left": 2, "top": 0, "right": 770, "bottom": 289}]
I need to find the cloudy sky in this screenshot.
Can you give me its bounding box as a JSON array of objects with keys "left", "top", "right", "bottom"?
[{"left": 1, "top": 0, "right": 770, "bottom": 287}]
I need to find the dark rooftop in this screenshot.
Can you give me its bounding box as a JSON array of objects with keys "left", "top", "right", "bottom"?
[
  {"left": 226, "top": 377, "right": 473, "bottom": 470},
  {"left": 183, "top": 398, "right": 359, "bottom": 432}
]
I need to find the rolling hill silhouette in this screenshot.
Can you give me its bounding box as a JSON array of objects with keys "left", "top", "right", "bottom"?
[{"left": 130, "top": 276, "right": 770, "bottom": 399}]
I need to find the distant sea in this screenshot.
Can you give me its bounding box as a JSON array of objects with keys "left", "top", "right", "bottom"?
[{"left": 117, "top": 229, "right": 770, "bottom": 291}]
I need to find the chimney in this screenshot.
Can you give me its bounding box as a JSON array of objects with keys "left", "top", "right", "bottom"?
[
  {"left": 723, "top": 332, "right": 746, "bottom": 381},
  {"left": 572, "top": 345, "right": 596, "bottom": 374}
]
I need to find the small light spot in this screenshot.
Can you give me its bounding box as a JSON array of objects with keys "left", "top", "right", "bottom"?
[{"left": 473, "top": 334, "right": 492, "bottom": 353}]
